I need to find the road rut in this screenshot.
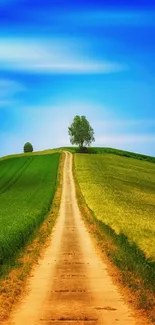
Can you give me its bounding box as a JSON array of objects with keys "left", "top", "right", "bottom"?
[{"left": 10, "top": 152, "right": 136, "bottom": 325}]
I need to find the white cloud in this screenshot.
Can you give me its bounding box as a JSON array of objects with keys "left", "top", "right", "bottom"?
[
  {"left": 96, "top": 134, "right": 155, "bottom": 145},
  {"left": 0, "top": 79, "right": 26, "bottom": 104},
  {"left": 94, "top": 134, "right": 155, "bottom": 156},
  {"left": 0, "top": 38, "right": 126, "bottom": 74},
  {"left": 93, "top": 119, "right": 155, "bottom": 128},
  {"left": 92, "top": 117, "right": 155, "bottom": 151},
  {"left": 0, "top": 99, "right": 16, "bottom": 107}
]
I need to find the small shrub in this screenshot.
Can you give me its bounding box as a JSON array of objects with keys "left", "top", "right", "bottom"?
[{"left": 23, "top": 142, "right": 33, "bottom": 153}]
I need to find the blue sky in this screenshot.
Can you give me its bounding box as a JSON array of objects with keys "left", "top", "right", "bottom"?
[{"left": 0, "top": 0, "right": 155, "bottom": 156}]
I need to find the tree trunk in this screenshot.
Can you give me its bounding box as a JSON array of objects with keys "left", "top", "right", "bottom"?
[{"left": 80, "top": 141, "right": 84, "bottom": 148}]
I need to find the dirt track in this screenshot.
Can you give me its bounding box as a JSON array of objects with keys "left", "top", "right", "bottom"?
[{"left": 10, "top": 152, "right": 136, "bottom": 325}]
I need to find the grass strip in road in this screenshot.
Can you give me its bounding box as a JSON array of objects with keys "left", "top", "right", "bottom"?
[
  {"left": 0, "top": 153, "right": 64, "bottom": 322},
  {"left": 73, "top": 155, "right": 155, "bottom": 324}
]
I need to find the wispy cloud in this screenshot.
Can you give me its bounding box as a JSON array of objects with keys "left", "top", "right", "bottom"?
[
  {"left": 0, "top": 79, "right": 26, "bottom": 107},
  {"left": 0, "top": 0, "right": 19, "bottom": 4},
  {"left": 93, "top": 119, "right": 155, "bottom": 128},
  {"left": 0, "top": 99, "right": 16, "bottom": 107},
  {"left": 69, "top": 9, "right": 155, "bottom": 27},
  {"left": 96, "top": 134, "right": 155, "bottom": 145},
  {"left": 0, "top": 38, "right": 126, "bottom": 74},
  {"left": 0, "top": 79, "right": 26, "bottom": 98}
]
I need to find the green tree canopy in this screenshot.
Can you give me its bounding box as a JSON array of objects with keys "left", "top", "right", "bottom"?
[
  {"left": 68, "top": 115, "right": 95, "bottom": 148},
  {"left": 23, "top": 142, "right": 33, "bottom": 153}
]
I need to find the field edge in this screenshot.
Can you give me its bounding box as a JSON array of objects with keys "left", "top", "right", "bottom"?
[
  {"left": 72, "top": 154, "right": 155, "bottom": 324},
  {"left": 0, "top": 152, "right": 65, "bottom": 323},
  {"left": 60, "top": 147, "right": 155, "bottom": 164}
]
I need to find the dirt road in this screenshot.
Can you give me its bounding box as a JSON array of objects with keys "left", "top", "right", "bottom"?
[{"left": 10, "top": 152, "right": 136, "bottom": 325}]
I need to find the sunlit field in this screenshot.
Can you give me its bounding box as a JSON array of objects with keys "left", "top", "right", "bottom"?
[{"left": 75, "top": 154, "right": 155, "bottom": 260}]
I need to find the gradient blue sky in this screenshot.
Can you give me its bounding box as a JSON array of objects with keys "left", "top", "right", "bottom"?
[{"left": 0, "top": 0, "right": 155, "bottom": 156}]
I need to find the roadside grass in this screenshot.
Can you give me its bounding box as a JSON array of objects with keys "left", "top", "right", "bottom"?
[
  {"left": 0, "top": 153, "right": 64, "bottom": 322},
  {"left": 0, "top": 153, "right": 60, "bottom": 269},
  {"left": 74, "top": 153, "right": 155, "bottom": 322}
]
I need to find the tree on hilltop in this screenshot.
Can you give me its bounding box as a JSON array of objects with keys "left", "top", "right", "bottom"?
[{"left": 68, "top": 115, "right": 95, "bottom": 150}]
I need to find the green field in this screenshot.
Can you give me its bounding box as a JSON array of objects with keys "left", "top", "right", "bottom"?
[
  {"left": 0, "top": 153, "right": 60, "bottom": 267},
  {"left": 75, "top": 153, "right": 155, "bottom": 260}
]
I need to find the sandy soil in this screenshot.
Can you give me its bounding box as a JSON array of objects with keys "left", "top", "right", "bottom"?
[{"left": 8, "top": 152, "right": 137, "bottom": 325}]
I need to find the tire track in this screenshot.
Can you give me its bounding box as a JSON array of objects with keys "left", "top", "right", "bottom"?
[{"left": 0, "top": 157, "right": 33, "bottom": 194}]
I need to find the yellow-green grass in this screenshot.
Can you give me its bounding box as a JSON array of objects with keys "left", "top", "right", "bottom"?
[
  {"left": 74, "top": 153, "right": 155, "bottom": 319},
  {"left": 75, "top": 153, "right": 155, "bottom": 260},
  {"left": 0, "top": 153, "right": 60, "bottom": 271}
]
